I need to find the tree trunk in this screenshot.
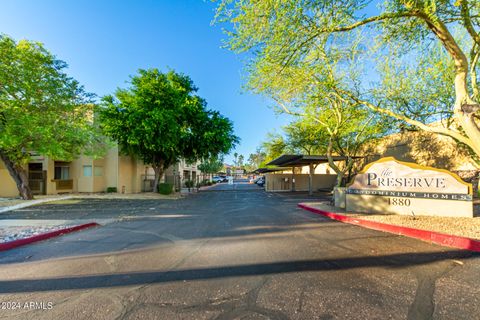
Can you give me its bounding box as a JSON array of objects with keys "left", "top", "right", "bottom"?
[
  {"left": 0, "top": 150, "right": 34, "bottom": 200},
  {"left": 152, "top": 160, "right": 165, "bottom": 193},
  {"left": 419, "top": 13, "right": 480, "bottom": 157},
  {"left": 326, "top": 137, "right": 344, "bottom": 187}
]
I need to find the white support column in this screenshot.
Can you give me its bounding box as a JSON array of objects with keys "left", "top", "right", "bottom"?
[{"left": 309, "top": 163, "right": 314, "bottom": 196}]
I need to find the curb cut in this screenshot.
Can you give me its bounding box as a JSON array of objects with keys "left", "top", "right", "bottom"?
[
  {"left": 298, "top": 203, "right": 480, "bottom": 253},
  {"left": 0, "top": 196, "right": 74, "bottom": 214},
  {"left": 0, "top": 222, "right": 99, "bottom": 252}
]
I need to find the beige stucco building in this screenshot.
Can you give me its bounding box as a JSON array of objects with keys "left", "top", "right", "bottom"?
[
  {"left": 0, "top": 146, "right": 203, "bottom": 198},
  {"left": 361, "top": 130, "right": 479, "bottom": 172}
]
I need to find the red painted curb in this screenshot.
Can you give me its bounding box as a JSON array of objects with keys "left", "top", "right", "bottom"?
[
  {"left": 298, "top": 203, "right": 480, "bottom": 253},
  {"left": 0, "top": 222, "right": 99, "bottom": 252}
]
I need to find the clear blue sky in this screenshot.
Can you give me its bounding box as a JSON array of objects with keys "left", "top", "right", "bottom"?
[{"left": 0, "top": 0, "right": 291, "bottom": 165}]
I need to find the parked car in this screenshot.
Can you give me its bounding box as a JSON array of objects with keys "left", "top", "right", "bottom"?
[
  {"left": 212, "top": 176, "right": 223, "bottom": 183},
  {"left": 256, "top": 176, "right": 265, "bottom": 187},
  {"left": 220, "top": 176, "right": 228, "bottom": 182}
]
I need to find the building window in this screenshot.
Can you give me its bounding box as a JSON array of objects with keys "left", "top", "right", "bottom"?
[
  {"left": 83, "top": 165, "right": 92, "bottom": 177},
  {"left": 54, "top": 164, "right": 70, "bottom": 180},
  {"left": 94, "top": 166, "right": 103, "bottom": 177}
]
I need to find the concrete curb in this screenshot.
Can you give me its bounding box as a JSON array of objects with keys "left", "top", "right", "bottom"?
[
  {"left": 0, "top": 222, "right": 99, "bottom": 252},
  {"left": 0, "top": 196, "right": 74, "bottom": 214},
  {"left": 298, "top": 203, "right": 480, "bottom": 253}
]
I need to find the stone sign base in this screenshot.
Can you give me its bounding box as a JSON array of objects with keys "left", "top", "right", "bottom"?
[{"left": 346, "top": 194, "right": 473, "bottom": 218}]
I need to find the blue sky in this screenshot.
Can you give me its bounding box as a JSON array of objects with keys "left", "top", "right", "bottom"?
[{"left": 0, "top": 0, "right": 291, "bottom": 164}]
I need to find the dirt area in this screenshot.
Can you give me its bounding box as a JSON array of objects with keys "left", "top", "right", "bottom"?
[
  {"left": 306, "top": 200, "right": 480, "bottom": 240},
  {"left": 0, "top": 195, "right": 63, "bottom": 208},
  {"left": 69, "top": 192, "right": 182, "bottom": 200},
  {"left": 0, "top": 192, "right": 181, "bottom": 210}
]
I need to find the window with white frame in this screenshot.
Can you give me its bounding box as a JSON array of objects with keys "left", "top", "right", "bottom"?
[{"left": 54, "top": 163, "right": 70, "bottom": 180}]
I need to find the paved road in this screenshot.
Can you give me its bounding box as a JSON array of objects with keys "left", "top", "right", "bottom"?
[
  {"left": 203, "top": 181, "right": 264, "bottom": 192},
  {"left": 0, "top": 185, "right": 479, "bottom": 319}
]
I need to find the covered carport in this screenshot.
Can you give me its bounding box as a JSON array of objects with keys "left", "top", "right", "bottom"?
[
  {"left": 252, "top": 167, "right": 288, "bottom": 175},
  {"left": 252, "top": 167, "right": 288, "bottom": 185},
  {"left": 266, "top": 155, "right": 352, "bottom": 195}
]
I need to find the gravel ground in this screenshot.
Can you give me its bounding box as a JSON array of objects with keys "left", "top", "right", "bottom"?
[
  {"left": 0, "top": 224, "right": 78, "bottom": 243},
  {"left": 305, "top": 201, "right": 480, "bottom": 240}
]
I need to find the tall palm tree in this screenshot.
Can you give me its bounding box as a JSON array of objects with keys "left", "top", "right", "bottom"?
[{"left": 233, "top": 152, "right": 238, "bottom": 167}]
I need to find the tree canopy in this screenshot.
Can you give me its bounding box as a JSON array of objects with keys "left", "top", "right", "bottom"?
[
  {"left": 0, "top": 35, "right": 104, "bottom": 199},
  {"left": 198, "top": 156, "right": 224, "bottom": 177},
  {"left": 216, "top": 0, "right": 480, "bottom": 159},
  {"left": 100, "top": 68, "right": 238, "bottom": 192},
  {"left": 246, "top": 148, "right": 266, "bottom": 171}
]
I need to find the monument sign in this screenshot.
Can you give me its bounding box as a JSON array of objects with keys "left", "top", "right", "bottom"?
[{"left": 346, "top": 157, "right": 473, "bottom": 217}]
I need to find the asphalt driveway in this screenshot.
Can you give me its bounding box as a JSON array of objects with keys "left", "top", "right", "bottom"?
[{"left": 0, "top": 185, "right": 478, "bottom": 319}]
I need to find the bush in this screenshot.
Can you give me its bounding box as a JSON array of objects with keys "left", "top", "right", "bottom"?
[
  {"left": 158, "top": 183, "right": 173, "bottom": 195},
  {"left": 106, "top": 187, "right": 117, "bottom": 193},
  {"left": 185, "top": 180, "right": 194, "bottom": 189}
]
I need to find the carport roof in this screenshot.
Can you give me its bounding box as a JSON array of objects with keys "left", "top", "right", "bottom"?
[
  {"left": 253, "top": 167, "right": 288, "bottom": 174},
  {"left": 266, "top": 154, "right": 361, "bottom": 167}
]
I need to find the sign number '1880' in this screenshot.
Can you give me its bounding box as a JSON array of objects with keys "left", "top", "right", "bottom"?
[{"left": 388, "top": 198, "right": 411, "bottom": 206}]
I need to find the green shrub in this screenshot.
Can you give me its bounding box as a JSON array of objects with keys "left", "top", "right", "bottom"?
[
  {"left": 106, "top": 187, "right": 117, "bottom": 193},
  {"left": 158, "top": 183, "right": 173, "bottom": 195},
  {"left": 185, "top": 180, "right": 194, "bottom": 188}
]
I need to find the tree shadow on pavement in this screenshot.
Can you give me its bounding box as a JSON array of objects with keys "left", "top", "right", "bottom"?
[{"left": 0, "top": 249, "right": 477, "bottom": 294}]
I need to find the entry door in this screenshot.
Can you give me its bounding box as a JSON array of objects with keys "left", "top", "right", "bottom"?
[{"left": 28, "top": 163, "right": 46, "bottom": 195}]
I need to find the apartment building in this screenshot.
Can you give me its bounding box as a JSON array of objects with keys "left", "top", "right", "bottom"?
[{"left": 0, "top": 146, "right": 203, "bottom": 197}]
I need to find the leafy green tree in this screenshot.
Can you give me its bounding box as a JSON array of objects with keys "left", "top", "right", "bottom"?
[
  {"left": 216, "top": 0, "right": 480, "bottom": 159},
  {"left": 259, "top": 109, "right": 385, "bottom": 187},
  {"left": 0, "top": 35, "right": 104, "bottom": 199},
  {"left": 257, "top": 122, "right": 324, "bottom": 167},
  {"left": 282, "top": 120, "right": 329, "bottom": 156},
  {"left": 100, "top": 69, "right": 238, "bottom": 192},
  {"left": 303, "top": 96, "right": 388, "bottom": 186},
  {"left": 246, "top": 148, "right": 266, "bottom": 171},
  {"left": 260, "top": 132, "right": 290, "bottom": 165},
  {"left": 198, "top": 156, "right": 224, "bottom": 180}
]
